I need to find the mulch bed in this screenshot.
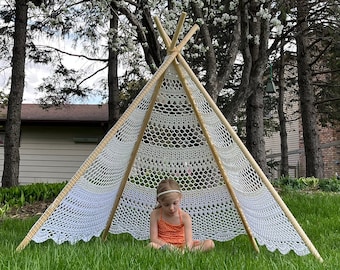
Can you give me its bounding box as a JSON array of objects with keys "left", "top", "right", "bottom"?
[{"left": 3, "top": 201, "right": 51, "bottom": 219}]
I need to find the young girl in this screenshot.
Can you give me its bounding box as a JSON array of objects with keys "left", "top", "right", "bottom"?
[{"left": 149, "top": 178, "right": 215, "bottom": 251}]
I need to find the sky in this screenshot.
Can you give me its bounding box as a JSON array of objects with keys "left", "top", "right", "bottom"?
[{"left": 0, "top": 52, "right": 106, "bottom": 104}]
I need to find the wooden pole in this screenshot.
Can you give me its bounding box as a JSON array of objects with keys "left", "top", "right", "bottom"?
[
  {"left": 155, "top": 14, "right": 259, "bottom": 253},
  {"left": 102, "top": 73, "right": 165, "bottom": 240},
  {"left": 154, "top": 16, "right": 199, "bottom": 56},
  {"left": 170, "top": 12, "right": 187, "bottom": 50},
  {"left": 175, "top": 54, "right": 323, "bottom": 263},
  {"left": 176, "top": 62, "right": 260, "bottom": 253},
  {"left": 101, "top": 13, "right": 199, "bottom": 241}
]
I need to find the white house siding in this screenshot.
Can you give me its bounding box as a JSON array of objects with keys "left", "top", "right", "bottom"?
[
  {"left": 264, "top": 74, "right": 301, "bottom": 179},
  {"left": 0, "top": 125, "right": 105, "bottom": 185},
  {"left": 265, "top": 119, "right": 301, "bottom": 179},
  {"left": 263, "top": 61, "right": 340, "bottom": 178}
]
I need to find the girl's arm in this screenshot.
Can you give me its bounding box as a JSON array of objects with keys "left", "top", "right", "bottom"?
[
  {"left": 150, "top": 210, "right": 168, "bottom": 247},
  {"left": 182, "top": 211, "right": 194, "bottom": 249}
]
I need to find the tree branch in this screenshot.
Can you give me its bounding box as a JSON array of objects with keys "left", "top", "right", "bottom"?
[
  {"left": 78, "top": 64, "right": 108, "bottom": 86},
  {"left": 314, "top": 97, "right": 340, "bottom": 105},
  {"left": 37, "top": 45, "right": 107, "bottom": 62}
]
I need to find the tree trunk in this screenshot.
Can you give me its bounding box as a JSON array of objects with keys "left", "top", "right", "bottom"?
[
  {"left": 278, "top": 49, "right": 289, "bottom": 177},
  {"left": 113, "top": 1, "right": 163, "bottom": 73},
  {"left": 296, "top": 0, "right": 324, "bottom": 178},
  {"left": 191, "top": 2, "right": 241, "bottom": 105},
  {"left": 277, "top": 5, "right": 289, "bottom": 177},
  {"left": 108, "top": 4, "right": 120, "bottom": 129},
  {"left": 242, "top": 0, "right": 271, "bottom": 176},
  {"left": 246, "top": 84, "right": 269, "bottom": 176},
  {"left": 225, "top": 0, "right": 252, "bottom": 121},
  {"left": 190, "top": 2, "right": 218, "bottom": 101},
  {"left": 2, "top": 0, "right": 28, "bottom": 187}
]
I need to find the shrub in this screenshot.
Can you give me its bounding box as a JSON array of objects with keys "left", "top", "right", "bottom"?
[
  {"left": 0, "top": 182, "right": 66, "bottom": 217},
  {"left": 272, "top": 176, "right": 340, "bottom": 192},
  {"left": 319, "top": 177, "right": 340, "bottom": 192}
]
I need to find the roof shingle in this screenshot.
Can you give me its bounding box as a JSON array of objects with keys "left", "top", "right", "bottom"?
[{"left": 0, "top": 104, "right": 109, "bottom": 122}]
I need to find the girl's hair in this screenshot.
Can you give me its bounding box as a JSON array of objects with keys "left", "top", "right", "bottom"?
[{"left": 155, "top": 178, "right": 181, "bottom": 208}]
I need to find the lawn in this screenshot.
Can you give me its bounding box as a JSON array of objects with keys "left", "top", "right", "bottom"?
[{"left": 0, "top": 191, "right": 339, "bottom": 270}]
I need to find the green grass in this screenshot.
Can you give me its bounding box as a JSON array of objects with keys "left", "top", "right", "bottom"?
[{"left": 0, "top": 191, "right": 339, "bottom": 269}]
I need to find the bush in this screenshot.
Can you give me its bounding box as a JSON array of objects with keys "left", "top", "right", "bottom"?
[
  {"left": 319, "top": 177, "right": 340, "bottom": 192},
  {"left": 0, "top": 182, "right": 66, "bottom": 217},
  {"left": 272, "top": 176, "right": 340, "bottom": 192}
]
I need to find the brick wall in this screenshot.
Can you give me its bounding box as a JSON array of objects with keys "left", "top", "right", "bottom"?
[
  {"left": 320, "top": 127, "right": 340, "bottom": 178},
  {"left": 299, "top": 124, "right": 340, "bottom": 178}
]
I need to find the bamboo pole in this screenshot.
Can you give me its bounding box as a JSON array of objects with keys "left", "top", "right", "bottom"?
[
  {"left": 170, "top": 12, "right": 187, "bottom": 50},
  {"left": 176, "top": 62, "right": 259, "bottom": 253},
  {"left": 154, "top": 15, "right": 259, "bottom": 253},
  {"left": 101, "top": 15, "right": 199, "bottom": 241},
  {"left": 154, "top": 16, "right": 199, "bottom": 57},
  {"left": 101, "top": 73, "right": 165, "bottom": 241},
  {"left": 175, "top": 54, "right": 323, "bottom": 263}
]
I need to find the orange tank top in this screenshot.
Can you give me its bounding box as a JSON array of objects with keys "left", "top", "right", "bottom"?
[{"left": 158, "top": 208, "right": 185, "bottom": 247}]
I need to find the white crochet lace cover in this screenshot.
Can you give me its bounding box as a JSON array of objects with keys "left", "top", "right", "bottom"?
[{"left": 30, "top": 64, "right": 310, "bottom": 256}]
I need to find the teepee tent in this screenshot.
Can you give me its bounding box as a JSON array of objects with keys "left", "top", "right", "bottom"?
[{"left": 17, "top": 13, "right": 322, "bottom": 262}]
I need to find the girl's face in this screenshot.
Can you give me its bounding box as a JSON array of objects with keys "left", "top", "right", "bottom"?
[{"left": 158, "top": 192, "right": 182, "bottom": 216}]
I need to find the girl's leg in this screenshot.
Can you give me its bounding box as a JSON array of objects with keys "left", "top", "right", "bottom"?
[
  {"left": 201, "top": 239, "right": 215, "bottom": 251},
  {"left": 148, "top": 242, "right": 162, "bottom": 249},
  {"left": 191, "top": 239, "right": 215, "bottom": 251},
  {"left": 148, "top": 242, "right": 178, "bottom": 251}
]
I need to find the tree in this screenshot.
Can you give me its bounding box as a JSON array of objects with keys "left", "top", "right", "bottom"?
[
  {"left": 107, "top": 3, "right": 120, "bottom": 128},
  {"left": 29, "top": 0, "right": 162, "bottom": 123},
  {"left": 188, "top": 0, "right": 241, "bottom": 103},
  {"left": 114, "top": 1, "right": 242, "bottom": 105},
  {"left": 34, "top": 1, "right": 243, "bottom": 118},
  {"left": 32, "top": 1, "right": 112, "bottom": 108},
  {"left": 240, "top": 0, "right": 272, "bottom": 176},
  {"left": 1, "top": 0, "right": 54, "bottom": 187},
  {"left": 277, "top": 46, "right": 289, "bottom": 177},
  {"left": 2, "top": 0, "right": 28, "bottom": 187},
  {"left": 313, "top": 2, "right": 340, "bottom": 126},
  {"left": 296, "top": 0, "right": 324, "bottom": 178},
  {"left": 276, "top": 1, "right": 291, "bottom": 177},
  {"left": 5, "top": 0, "right": 336, "bottom": 184}
]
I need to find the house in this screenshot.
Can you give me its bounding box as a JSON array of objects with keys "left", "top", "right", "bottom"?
[
  {"left": 299, "top": 125, "right": 340, "bottom": 179},
  {"left": 265, "top": 117, "right": 340, "bottom": 179},
  {"left": 264, "top": 58, "right": 340, "bottom": 179},
  {"left": 0, "top": 104, "right": 109, "bottom": 185},
  {"left": 1, "top": 102, "right": 338, "bottom": 186}
]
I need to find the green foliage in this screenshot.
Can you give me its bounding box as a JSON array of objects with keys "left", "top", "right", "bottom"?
[
  {"left": 0, "top": 91, "right": 9, "bottom": 107},
  {"left": 0, "top": 182, "right": 66, "bottom": 217},
  {"left": 119, "top": 77, "right": 148, "bottom": 114},
  {"left": 272, "top": 176, "right": 340, "bottom": 192},
  {"left": 319, "top": 177, "right": 340, "bottom": 192},
  {"left": 314, "top": 9, "right": 340, "bottom": 127}
]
